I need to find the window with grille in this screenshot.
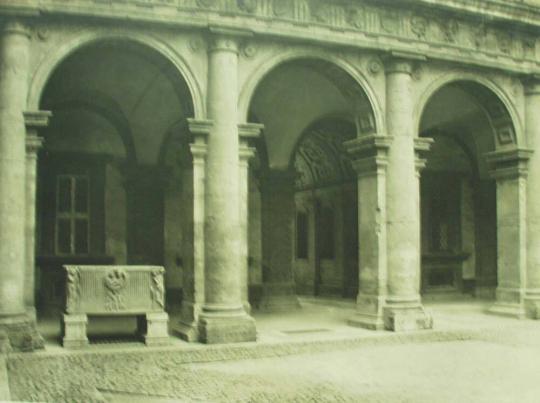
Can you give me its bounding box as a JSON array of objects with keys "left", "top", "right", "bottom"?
[{"left": 55, "top": 175, "right": 90, "bottom": 255}]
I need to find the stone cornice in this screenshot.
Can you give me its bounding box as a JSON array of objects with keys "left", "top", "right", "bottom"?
[{"left": 3, "top": 0, "right": 540, "bottom": 74}]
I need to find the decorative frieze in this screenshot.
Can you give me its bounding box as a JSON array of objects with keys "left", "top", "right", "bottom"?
[{"left": 14, "top": 0, "right": 540, "bottom": 68}]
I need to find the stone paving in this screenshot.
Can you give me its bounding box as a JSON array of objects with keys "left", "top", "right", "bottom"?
[{"left": 5, "top": 298, "right": 540, "bottom": 402}]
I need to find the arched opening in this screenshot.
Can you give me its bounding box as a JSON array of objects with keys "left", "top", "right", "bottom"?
[
  {"left": 418, "top": 81, "right": 516, "bottom": 299},
  {"left": 246, "top": 58, "right": 377, "bottom": 308},
  {"left": 36, "top": 39, "right": 195, "bottom": 332}
]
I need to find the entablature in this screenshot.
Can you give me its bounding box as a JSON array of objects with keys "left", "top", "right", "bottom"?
[{"left": 2, "top": 0, "right": 540, "bottom": 75}]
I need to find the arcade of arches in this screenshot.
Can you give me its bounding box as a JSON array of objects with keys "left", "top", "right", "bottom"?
[{"left": 1, "top": 3, "right": 540, "bottom": 351}]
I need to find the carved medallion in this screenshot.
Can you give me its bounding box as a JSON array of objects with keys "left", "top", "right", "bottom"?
[
  {"left": 440, "top": 19, "right": 459, "bottom": 43},
  {"left": 273, "top": 0, "right": 291, "bottom": 17},
  {"left": 368, "top": 58, "right": 383, "bottom": 75},
  {"left": 237, "top": 0, "right": 257, "bottom": 13},
  {"left": 411, "top": 15, "right": 428, "bottom": 39},
  {"left": 346, "top": 7, "right": 365, "bottom": 29},
  {"left": 242, "top": 43, "right": 257, "bottom": 58},
  {"left": 104, "top": 268, "right": 128, "bottom": 311},
  {"left": 196, "top": 0, "right": 217, "bottom": 9},
  {"left": 497, "top": 32, "right": 513, "bottom": 54},
  {"left": 380, "top": 10, "right": 399, "bottom": 34}
]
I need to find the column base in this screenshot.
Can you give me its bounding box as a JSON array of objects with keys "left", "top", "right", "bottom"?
[
  {"left": 0, "top": 313, "right": 44, "bottom": 352},
  {"left": 175, "top": 302, "right": 202, "bottom": 342},
  {"left": 144, "top": 312, "right": 170, "bottom": 346},
  {"left": 383, "top": 299, "right": 433, "bottom": 332},
  {"left": 258, "top": 282, "right": 300, "bottom": 312},
  {"left": 488, "top": 287, "right": 525, "bottom": 319},
  {"left": 62, "top": 314, "right": 88, "bottom": 349},
  {"left": 348, "top": 295, "right": 385, "bottom": 331},
  {"left": 525, "top": 291, "right": 540, "bottom": 319},
  {"left": 198, "top": 306, "right": 257, "bottom": 344}
]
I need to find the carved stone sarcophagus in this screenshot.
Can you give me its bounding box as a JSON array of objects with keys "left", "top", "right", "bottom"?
[{"left": 62, "top": 265, "right": 169, "bottom": 348}]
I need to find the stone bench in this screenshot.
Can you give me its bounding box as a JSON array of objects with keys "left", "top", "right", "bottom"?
[{"left": 62, "top": 265, "right": 169, "bottom": 348}]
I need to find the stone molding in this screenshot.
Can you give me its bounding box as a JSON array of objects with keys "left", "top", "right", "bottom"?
[
  {"left": 486, "top": 147, "right": 533, "bottom": 180},
  {"left": 523, "top": 74, "right": 540, "bottom": 96},
  {"left": 4, "top": 1, "right": 540, "bottom": 74},
  {"left": 343, "top": 134, "right": 392, "bottom": 176},
  {"left": 414, "top": 137, "right": 434, "bottom": 173},
  {"left": 24, "top": 110, "right": 52, "bottom": 131}
]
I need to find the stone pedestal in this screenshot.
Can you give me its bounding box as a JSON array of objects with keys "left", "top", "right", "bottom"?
[
  {"left": 144, "top": 312, "right": 170, "bottom": 346},
  {"left": 344, "top": 135, "right": 391, "bottom": 330},
  {"left": 176, "top": 119, "right": 211, "bottom": 342},
  {"left": 486, "top": 148, "right": 531, "bottom": 318},
  {"left": 523, "top": 77, "right": 540, "bottom": 319},
  {"left": 382, "top": 56, "right": 433, "bottom": 331},
  {"left": 197, "top": 31, "right": 256, "bottom": 343},
  {"left": 260, "top": 170, "right": 300, "bottom": 311},
  {"left": 0, "top": 20, "right": 43, "bottom": 351},
  {"left": 62, "top": 314, "right": 89, "bottom": 349}
]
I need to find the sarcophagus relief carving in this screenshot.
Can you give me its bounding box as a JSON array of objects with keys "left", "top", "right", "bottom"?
[{"left": 62, "top": 265, "right": 169, "bottom": 348}]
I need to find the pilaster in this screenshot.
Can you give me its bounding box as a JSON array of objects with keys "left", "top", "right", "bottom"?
[
  {"left": 344, "top": 134, "right": 391, "bottom": 330},
  {"left": 259, "top": 169, "right": 301, "bottom": 311},
  {"left": 23, "top": 111, "right": 50, "bottom": 322},
  {"left": 486, "top": 147, "right": 532, "bottom": 318},
  {"left": 238, "top": 123, "right": 263, "bottom": 314},
  {"left": 523, "top": 75, "right": 540, "bottom": 319},
  {"left": 176, "top": 118, "right": 211, "bottom": 342}
]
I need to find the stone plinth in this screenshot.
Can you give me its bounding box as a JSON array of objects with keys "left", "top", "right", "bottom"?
[{"left": 62, "top": 265, "right": 170, "bottom": 348}]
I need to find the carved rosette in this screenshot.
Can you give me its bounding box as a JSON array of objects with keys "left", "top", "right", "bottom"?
[
  {"left": 65, "top": 266, "right": 81, "bottom": 314},
  {"left": 104, "top": 268, "right": 129, "bottom": 311},
  {"left": 151, "top": 269, "right": 165, "bottom": 308},
  {"left": 346, "top": 6, "right": 365, "bottom": 29}
]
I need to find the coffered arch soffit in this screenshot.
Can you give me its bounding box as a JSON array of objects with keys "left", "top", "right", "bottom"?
[{"left": 415, "top": 72, "right": 524, "bottom": 149}]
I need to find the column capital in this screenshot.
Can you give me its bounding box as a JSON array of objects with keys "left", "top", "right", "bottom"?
[
  {"left": 238, "top": 122, "right": 264, "bottom": 142},
  {"left": 486, "top": 147, "right": 533, "bottom": 180},
  {"left": 207, "top": 27, "right": 253, "bottom": 54},
  {"left": 384, "top": 51, "right": 426, "bottom": 75},
  {"left": 187, "top": 118, "right": 212, "bottom": 144},
  {"left": 414, "top": 137, "right": 434, "bottom": 173},
  {"left": 24, "top": 110, "right": 52, "bottom": 131},
  {"left": 343, "top": 134, "right": 392, "bottom": 175},
  {"left": 522, "top": 74, "right": 540, "bottom": 96}
]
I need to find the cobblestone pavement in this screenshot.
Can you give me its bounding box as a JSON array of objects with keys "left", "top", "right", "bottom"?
[{"left": 6, "top": 300, "right": 540, "bottom": 402}]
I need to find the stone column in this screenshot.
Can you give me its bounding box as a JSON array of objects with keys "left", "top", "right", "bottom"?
[
  {"left": 259, "top": 169, "right": 300, "bottom": 311},
  {"left": 198, "top": 31, "right": 256, "bottom": 343},
  {"left": 486, "top": 148, "right": 531, "bottom": 318},
  {"left": 238, "top": 123, "right": 263, "bottom": 313},
  {"left": 177, "top": 119, "right": 211, "bottom": 341},
  {"left": 0, "top": 20, "right": 43, "bottom": 351},
  {"left": 383, "top": 56, "right": 433, "bottom": 331},
  {"left": 524, "top": 76, "right": 540, "bottom": 319},
  {"left": 344, "top": 135, "right": 391, "bottom": 330},
  {"left": 23, "top": 111, "right": 50, "bottom": 321}
]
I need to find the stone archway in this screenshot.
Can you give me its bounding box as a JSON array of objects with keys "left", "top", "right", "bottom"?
[
  {"left": 34, "top": 39, "right": 196, "bottom": 334},
  {"left": 418, "top": 79, "right": 527, "bottom": 315}
]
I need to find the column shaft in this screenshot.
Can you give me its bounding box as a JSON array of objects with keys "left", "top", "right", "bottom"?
[
  {"left": 259, "top": 170, "right": 300, "bottom": 311},
  {"left": 198, "top": 34, "right": 255, "bottom": 343},
  {"left": 0, "top": 21, "right": 43, "bottom": 351},
  {"left": 383, "top": 58, "right": 432, "bottom": 331},
  {"left": 524, "top": 78, "right": 540, "bottom": 318}
]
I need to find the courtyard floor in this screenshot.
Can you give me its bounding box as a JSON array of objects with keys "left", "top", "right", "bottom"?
[{"left": 4, "top": 297, "right": 540, "bottom": 402}]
